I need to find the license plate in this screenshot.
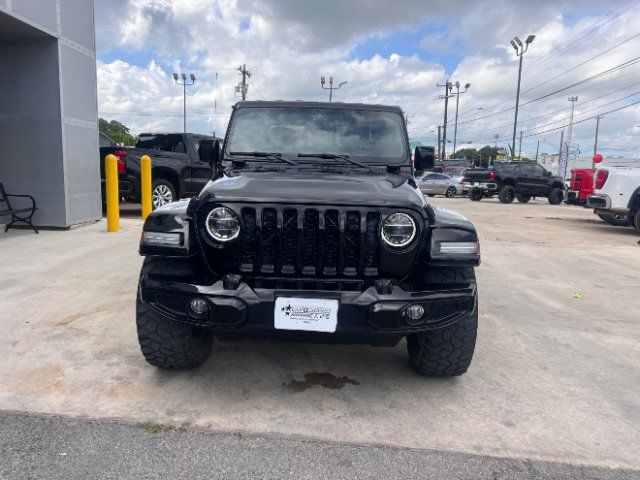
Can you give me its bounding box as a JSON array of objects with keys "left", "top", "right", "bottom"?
[{"left": 274, "top": 297, "right": 338, "bottom": 333}]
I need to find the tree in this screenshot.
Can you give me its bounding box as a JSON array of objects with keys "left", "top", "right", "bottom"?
[{"left": 99, "top": 118, "right": 136, "bottom": 146}]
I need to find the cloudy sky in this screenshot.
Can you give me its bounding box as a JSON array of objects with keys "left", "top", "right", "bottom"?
[{"left": 94, "top": 0, "right": 640, "bottom": 158}]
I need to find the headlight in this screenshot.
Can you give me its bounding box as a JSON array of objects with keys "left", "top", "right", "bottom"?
[
  {"left": 381, "top": 212, "right": 416, "bottom": 248},
  {"left": 205, "top": 207, "right": 240, "bottom": 242}
]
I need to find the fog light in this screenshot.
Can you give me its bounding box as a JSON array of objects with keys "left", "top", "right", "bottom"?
[
  {"left": 189, "top": 298, "right": 209, "bottom": 316},
  {"left": 404, "top": 304, "right": 425, "bottom": 322}
]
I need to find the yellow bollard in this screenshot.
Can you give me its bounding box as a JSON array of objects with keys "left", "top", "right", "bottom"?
[
  {"left": 105, "top": 154, "right": 120, "bottom": 232},
  {"left": 141, "top": 155, "right": 152, "bottom": 220}
]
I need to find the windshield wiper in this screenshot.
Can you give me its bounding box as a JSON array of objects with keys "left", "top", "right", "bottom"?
[
  {"left": 297, "top": 153, "right": 370, "bottom": 169},
  {"left": 228, "top": 151, "right": 297, "bottom": 166}
]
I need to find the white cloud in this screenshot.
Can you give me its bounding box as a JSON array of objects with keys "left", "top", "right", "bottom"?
[{"left": 94, "top": 0, "right": 640, "bottom": 158}]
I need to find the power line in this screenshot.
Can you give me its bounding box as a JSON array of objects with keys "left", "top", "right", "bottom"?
[
  {"left": 455, "top": 56, "right": 640, "bottom": 127},
  {"left": 522, "top": 98, "right": 640, "bottom": 138}
]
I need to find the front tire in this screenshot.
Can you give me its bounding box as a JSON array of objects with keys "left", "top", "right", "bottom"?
[
  {"left": 445, "top": 186, "right": 457, "bottom": 198},
  {"left": 468, "top": 188, "right": 484, "bottom": 201},
  {"left": 516, "top": 193, "right": 531, "bottom": 203},
  {"left": 136, "top": 258, "right": 213, "bottom": 369},
  {"left": 547, "top": 188, "right": 564, "bottom": 205},
  {"left": 407, "top": 267, "right": 478, "bottom": 377},
  {"left": 498, "top": 185, "right": 515, "bottom": 204}
]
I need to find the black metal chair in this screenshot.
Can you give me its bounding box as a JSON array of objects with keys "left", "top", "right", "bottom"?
[{"left": 0, "top": 182, "right": 39, "bottom": 234}]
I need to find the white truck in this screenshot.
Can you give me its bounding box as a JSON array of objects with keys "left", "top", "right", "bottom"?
[{"left": 587, "top": 166, "right": 640, "bottom": 232}]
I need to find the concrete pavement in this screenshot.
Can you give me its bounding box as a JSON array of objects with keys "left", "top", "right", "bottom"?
[
  {"left": 1, "top": 197, "right": 639, "bottom": 470},
  {"left": 2, "top": 410, "right": 637, "bottom": 479}
]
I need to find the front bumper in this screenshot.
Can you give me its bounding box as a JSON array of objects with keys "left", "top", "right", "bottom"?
[{"left": 139, "top": 275, "right": 477, "bottom": 337}]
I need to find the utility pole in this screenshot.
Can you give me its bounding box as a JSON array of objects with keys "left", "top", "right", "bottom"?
[
  {"left": 452, "top": 81, "right": 471, "bottom": 155},
  {"left": 567, "top": 96, "right": 578, "bottom": 147},
  {"left": 493, "top": 133, "right": 499, "bottom": 149},
  {"left": 213, "top": 72, "right": 218, "bottom": 137},
  {"left": 321, "top": 76, "right": 347, "bottom": 102},
  {"left": 510, "top": 35, "right": 535, "bottom": 160},
  {"left": 518, "top": 131, "right": 523, "bottom": 159},
  {"left": 558, "top": 128, "right": 565, "bottom": 160},
  {"left": 236, "top": 64, "right": 251, "bottom": 101},
  {"left": 535, "top": 139, "right": 540, "bottom": 162},
  {"left": 437, "top": 126, "right": 442, "bottom": 161},
  {"left": 173, "top": 73, "right": 196, "bottom": 133},
  {"left": 437, "top": 80, "right": 453, "bottom": 159},
  {"left": 593, "top": 115, "right": 602, "bottom": 168}
]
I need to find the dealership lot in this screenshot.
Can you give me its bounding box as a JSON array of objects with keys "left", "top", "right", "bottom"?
[{"left": 1, "top": 198, "right": 639, "bottom": 471}]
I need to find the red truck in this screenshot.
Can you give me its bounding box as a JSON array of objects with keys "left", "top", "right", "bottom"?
[{"left": 565, "top": 168, "right": 595, "bottom": 206}]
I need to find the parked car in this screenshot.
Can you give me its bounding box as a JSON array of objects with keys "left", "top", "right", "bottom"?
[
  {"left": 419, "top": 172, "right": 462, "bottom": 198},
  {"left": 587, "top": 166, "right": 640, "bottom": 231},
  {"left": 461, "top": 167, "right": 498, "bottom": 201},
  {"left": 100, "top": 133, "right": 220, "bottom": 208},
  {"left": 136, "top": 100, "right": 481, "bottom": 377},
  {"left": 463, "top": 162, "right": 564, "bottom": 204},
  {"left": 566, "top": 167, "right": 630, "bottom": 227}
]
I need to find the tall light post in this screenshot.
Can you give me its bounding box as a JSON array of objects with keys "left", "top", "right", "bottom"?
[
  {"left": 452, "top": 81, "right": 470, "bottom": 155},
  {"left": 566, "top": 96, "right": 578, "bottom": 147},
  {"left": 173, "top": 73, "right": 196, "bottom": 133},
  {"left": 321, "top": 76, "right": 347, "bottom": 102},
  {"left": 510, "top": 34, "right": 535, "bottom": 160}
]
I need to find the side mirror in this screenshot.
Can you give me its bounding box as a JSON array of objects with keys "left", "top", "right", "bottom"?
[
  {"left": 414, "top": 146, "right": 435, "bottom": 174},
  {"left": 199, "top": 140, "right": 214, "bottom": 164}
]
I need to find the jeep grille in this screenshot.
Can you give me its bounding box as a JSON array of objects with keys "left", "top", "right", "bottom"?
[{"left": 238, "top": 206, "right": 381, "bottom": 277}]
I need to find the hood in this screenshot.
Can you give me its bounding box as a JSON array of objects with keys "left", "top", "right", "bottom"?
[{"left": 198, "top": 171, "right": 426, "bottom": 209}]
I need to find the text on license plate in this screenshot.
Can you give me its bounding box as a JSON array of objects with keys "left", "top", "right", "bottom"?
[{"left": 274, "top": 297, "right": 338, "bottom": 333}]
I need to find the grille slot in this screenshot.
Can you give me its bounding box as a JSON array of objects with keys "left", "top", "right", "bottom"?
[
  {"left": 239, "top": 208, "right": 256, "bottom": 272},
  {"left": 281, "top": 209, "right": 298, "bottom": 274},
  {"left": 323, "top": 210, "right": 339, "bottom": 276},
  {"left": 344, "top": 211, "right": 361, "bottom": 276},
  {"left": 260, "top": 208, "right": 278, "bottom": 273},
  {"left": 302, "top": 209, "right": 319, "bottom": 275},
  {"left": 364, "top": 212, "right": 381, "bottom": 276}
]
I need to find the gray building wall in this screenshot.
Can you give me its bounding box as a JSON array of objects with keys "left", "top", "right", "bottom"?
[{"left": 0, "top": 0, "right": 100, "bottom": 228}]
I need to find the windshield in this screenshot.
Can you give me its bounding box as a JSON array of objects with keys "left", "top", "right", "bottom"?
[{"left": 225, "top": 107, "right": 408, "bottom": 163}]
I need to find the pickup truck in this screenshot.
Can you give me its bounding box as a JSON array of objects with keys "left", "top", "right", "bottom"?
[
  {"left": 587, "top": 166, "right": 640, "bottom": 231},
  {"left": 462, "top": 162, "right": 564, "bottom": 204},
  {"left": 100, "top": 133, "right": 219, "bottom": 208},
  {"left": 566, "top": 167, "right": 630, "bottom": 227}
]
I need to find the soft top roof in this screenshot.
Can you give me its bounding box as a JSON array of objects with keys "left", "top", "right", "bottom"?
[{"left": 234, "top": 100, "right": 404, "bottom": 115}]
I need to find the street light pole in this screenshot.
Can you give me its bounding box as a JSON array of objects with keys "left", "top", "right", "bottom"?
[
  {"left": 567, "top": 96, "right": 578, "bottom": 147},
  {"left": 173, "top": 72, "right": 196, "bottom": 133},
  {"left": 321, "top": 76, "right": 347, "bottom": 102},
  {"left": 452, "top": 81, "right": 470, "bottom": 155},
  {"left": 510, "top": 35, "right": 535, "bottom": 160}
]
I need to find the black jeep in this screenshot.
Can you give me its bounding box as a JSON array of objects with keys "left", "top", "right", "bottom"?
[{"left": 136, "top": 101, "right": 480, "bottom": 377}]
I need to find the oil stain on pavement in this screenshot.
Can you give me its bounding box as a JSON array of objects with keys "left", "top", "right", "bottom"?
[{"left": 286, "top": 372, "right": 360, "bottom": 392}]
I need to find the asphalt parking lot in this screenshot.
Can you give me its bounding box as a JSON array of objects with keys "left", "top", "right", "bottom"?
[{"left": 1, "top": 197, "right": 639, "bottom": 476}]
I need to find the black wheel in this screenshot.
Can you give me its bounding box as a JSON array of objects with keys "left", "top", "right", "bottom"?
[
  {"left": 427, "top": 194, "right": 436, "bottom": 197},
  {"left": 136, "top": 258, "right": 213, "bottom": 369},
  {"left": 597, "top": 213, "right": 631, "bottom": 227},
  {"left": 152, "top": 179, "right": 177, "bottom": 209},
  {"left": 468, "top": 188, "right": 484, "bottom": 201},
  {"left": 445, "top": 187, "right": 457, "bottom": 198},
  {"left": 498, "top": 185, "right": 515, "bottom": 204},
  {"left": 547, "top": 188, "right": 563, "bottom": 205},
  {"left": 407, "top": 267, "right": 478, "bottom": 377},
  {"left": 516, "top": 193, "right": 531, "bottom": 203}
]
